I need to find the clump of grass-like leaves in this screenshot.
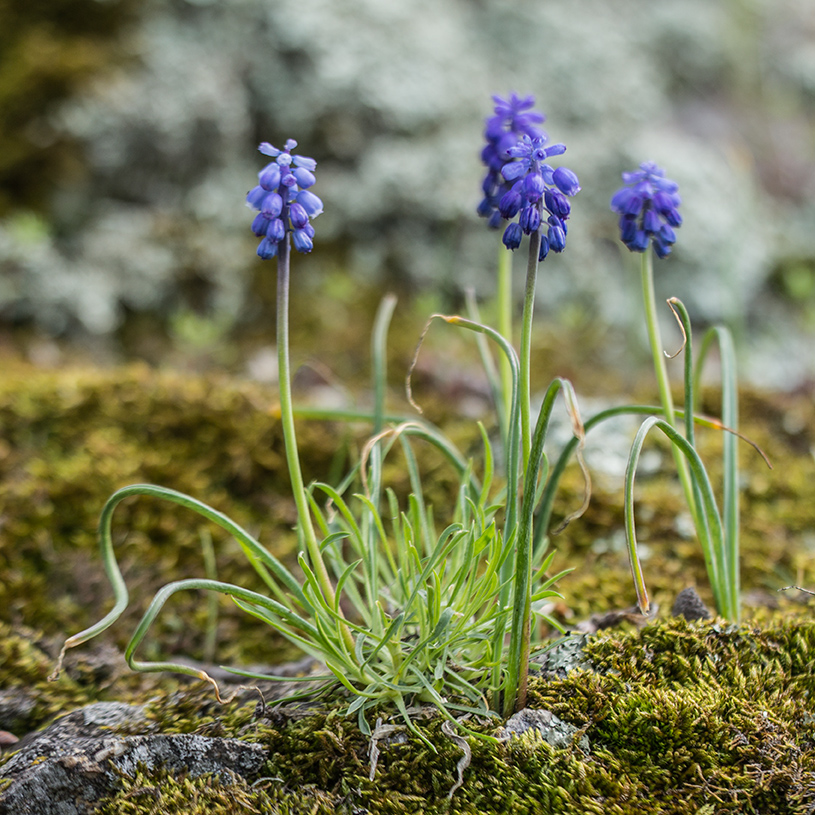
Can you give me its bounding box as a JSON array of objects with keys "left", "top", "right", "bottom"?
[{"left": 52, "top": 133, "right": 584, "bottom": 739}]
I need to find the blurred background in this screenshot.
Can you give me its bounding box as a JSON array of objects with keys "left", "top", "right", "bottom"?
[{"left": 1, "top": 0, "right": 814, "bottom": 389}]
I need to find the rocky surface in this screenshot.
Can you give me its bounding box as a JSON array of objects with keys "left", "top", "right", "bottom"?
[
  {"left": 497, "top": 707, "right": 590, "bottom": 752},
  {"left": 0, "top": 702, "right": 265, "bottom": 815}
]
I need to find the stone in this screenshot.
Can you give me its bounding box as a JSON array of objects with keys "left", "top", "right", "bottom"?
[
  {"left": 497, "top": 708, "right": 589, "bottom": 752},
  {"left": 671, "top": 586, "right": 712, "bottom": 621},
  {"left": 0, "top": 702, "right": 265, "bottom": 815}
]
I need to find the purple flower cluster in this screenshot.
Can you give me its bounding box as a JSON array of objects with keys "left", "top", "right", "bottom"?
[
  {"left": 478, "top": 94, "right": 544, "bottom": 229},
  {"left": 610, "top": 162, "right": 682, "bottom": 258},
  {"left": 246, "top": 140, "right": 323, "bottom": 259},
  {"left": 478, "top": 94, "right": 580, "bottom": 260}
]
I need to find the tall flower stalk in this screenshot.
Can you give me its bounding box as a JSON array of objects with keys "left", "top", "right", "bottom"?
[
  {"left": 610, "top": 163, "right": 701, "bottom": 548},
  {"left": 479, "top": 96, "right": 580, "bottom": 466},
  {"left": 478, "top": 95, "right": 581, "bottom": 714},
  {"left": 247, "top": 141, "right": 353, "bottom": 651},
  {"left": 612, "top": 162, "right": 742, "bottom": 621}
]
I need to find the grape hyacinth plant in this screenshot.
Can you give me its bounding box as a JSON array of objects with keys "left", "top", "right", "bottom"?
[
  {"left": 52, "top": 129, "right": 572, "bottom": 743},
  {"left": 470, "top": 93, "right": 586, "bottom": 715},
  {"left": 611, "top": 162, "right": 756, "bottom": 622}
]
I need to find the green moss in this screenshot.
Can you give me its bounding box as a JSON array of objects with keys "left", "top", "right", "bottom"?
[
  {"left": 250, "top": 618, "right": 815, "bottom": 813},
  {"left": 139, "top": 684, "right": 258, "bottom": 738},
  {"left": 2, "top": 361, "right": 815, "bottom": 811},
  {"left": 93, "top": 767, "right": 339, "bottom": 815},
  {"left": 7, "top": 616, "right": 815, "bottom": 813},
  {"left": 0, "top": 364, "right": 356, "bottom": 665}
]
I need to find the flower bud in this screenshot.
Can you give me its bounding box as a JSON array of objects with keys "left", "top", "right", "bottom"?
[
  {"left": 251, "top": 213, "right": 269, "bottom": 236},
  {"left": 553, "top": 167, "right": 580, "bottom": 196},
  {"left": 519, "top": 205, "right": 541, "bottom": 235},
  {"left": 544, "top": 189, "right": 571, "bottom": 220},
  {"left": 266, "top": 218, "right": 286, "bottom": 242},
  {"left": 547, "top": 223, "right": 566, "bottom": 253},
  {"left": 292, "top": 228, "right": 314, "bottom": 253},
  {"left": 292, "top": 167, "right": 316, "bottom": 188},
  {"left": 257, "top": 237, "right": 278, "bottom": 259},
  {"left": 259, "top": 163, "right": 281, "bottom": 191},
  {"left": 289, "top": 202, "right": 309, "bottom": 230},
  {"left": 261, "top": 193, "right": 283, "bottom": 218},
  {"left": 296, "top": 190, "right": 323, "bottom": 218},
  {"left": 502, "top": 222, "right": 523, "bottom": 250}
]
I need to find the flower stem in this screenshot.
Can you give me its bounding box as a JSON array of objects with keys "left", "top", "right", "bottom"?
[
  {"left": 640, "top": 251, "right": 700, "bottom": 536},
  {"left": 519, "top": 230, "right": 541, "bottom": 469},
  {"left": 497, "top": 243, "right": 513, "bottom": 436},
  {"left": 276, "top": 236, "right": 354, "bottom": 653}
]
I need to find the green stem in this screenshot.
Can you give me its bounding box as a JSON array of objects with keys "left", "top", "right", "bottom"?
[
  {"left": 641, "top": 251, "right": 675, "bottom": 423},
  {"left": 276, "top": 237, "right": 354, "bottom": 654},
  {"left": 365, "top": 294, "right": 397, "bottom": 629},
  {"left": 497, "top": 244, "right": 514, "bottom": 434},
  {"left": 504, "top": 378, "right": 567, "bottom": 716},
  {"left": 519, "top": 231, "right": 541, "bottom": 470},
  {"left": 640, "top": 251, "right": 699, "bottom": 525}
]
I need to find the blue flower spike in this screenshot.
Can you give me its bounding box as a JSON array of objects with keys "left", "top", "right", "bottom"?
[
  {"left": 246, "top": 139, "right": 323, "bottom": 259},
  {"left": 478, "top": 94, "right": 580, "bottom": 258},
  {"left": 479, "top": 94, "right": 546, "bottom": 230},
  {"left": 610, "top": 161, "right": 682, "bottom": 258}
]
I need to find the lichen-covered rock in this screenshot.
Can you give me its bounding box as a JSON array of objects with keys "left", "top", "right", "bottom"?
[
  {"left": 497, "top": 707, "right": 590, "bottom": 752},
  {"left": 0, "top": 702, "right": 265, "bottom": 815}
]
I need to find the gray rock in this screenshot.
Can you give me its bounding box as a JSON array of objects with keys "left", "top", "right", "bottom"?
[
  {"left": 0, "top": 702, "right": 265, "bottom": 815},
  {"left": 497, "top": 708, "right": 589, "bottom": 752},
  {"left": 533, "top": 634, "right": 591, "bottom": 679},
  {"left": 0, "top": 689, "right": 36, "bottom": 734}
]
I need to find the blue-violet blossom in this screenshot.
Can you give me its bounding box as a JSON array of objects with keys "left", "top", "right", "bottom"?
[
  {"left": 610, "top": 162, "right": 682, "bottom": 258},
  {"left": 478, "top": 94, "right": 544, "bottom": 230},
  {"left": 478, "top": 94, "right": 580, "bottom": 260},
  {"left": 499, "top": 134, "right": 580, "bottom": 259},
  {"left": 246, "top": 139, "right": 323, "bottom": 259}
]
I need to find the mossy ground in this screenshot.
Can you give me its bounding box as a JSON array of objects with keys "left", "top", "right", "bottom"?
[
  {"left": 1, "top": 356, "right": 812, "bottom": 650},
  {"left": 0, "top": 330, "right": 813, "bottom": 811},
  {"left": 5, "top": 615, "right": 815, "bottom": 813}
]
